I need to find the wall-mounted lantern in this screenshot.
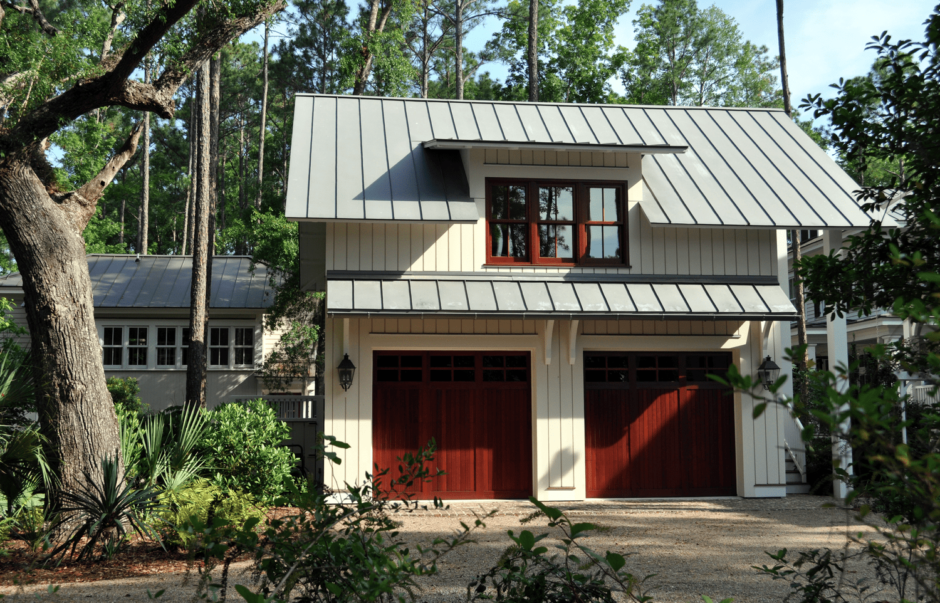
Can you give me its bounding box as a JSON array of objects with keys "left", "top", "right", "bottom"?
[
  {"left": 338, "top": 353, "right": 357, "bottom": 391},
  {"left": 757, "top": 356, "right": 780, "bottom": 390}
]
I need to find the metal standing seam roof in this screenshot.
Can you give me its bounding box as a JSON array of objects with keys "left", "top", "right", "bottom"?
[
  {"left": 0, "top": 255, "right": 277, "bottom": 309},
  {"left": 286, "top": 94, "right": 883, "bottom": 229},
  {"left": 326, "top": 277, "right": 796, "bottom": 320}
]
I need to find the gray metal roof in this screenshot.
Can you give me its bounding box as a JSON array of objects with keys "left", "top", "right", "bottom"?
[
  {"left": 0, "top": 255, "right": 276, "bottom": 309},
  {"left": 286, "top": 95, "right": 880, "bottom": 228},
  {"left": 326, "top": 276, "right": 796, "bottom": 320}
]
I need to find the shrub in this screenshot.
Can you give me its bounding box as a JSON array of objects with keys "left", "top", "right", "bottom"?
[
  {"left": 199, "top": 399, "right": 294, "bottom": 504},
  {"left": 107, "top": 376, "right": 146, "bottom": 418},
  {"left": 157, "top": 478, "right": 264, "bottom": 548}
]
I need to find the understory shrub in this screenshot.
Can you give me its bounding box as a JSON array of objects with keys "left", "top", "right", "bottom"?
[
  {"left": 157, "top": 478, "right": 264, "bottom": 548},
  {"left": 107, "top": 376, "right": 146, "bottom": 418},
  {"left": 199, "top": 399, "right": 294, "bottom": 504}
]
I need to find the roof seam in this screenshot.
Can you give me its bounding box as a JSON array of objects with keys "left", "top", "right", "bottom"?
[
  {"left": 745, "top": 111, "right": 848, "bottom": 226},
  {"left": 703, "top": 110, "right": 804, "bottom": 226},
  {"left": 725, "top": 111, "right": 827, "bottom": 226},
  {"left": 661, "top": 109, "right": 749, "bottom": 226},
  {"left": 679, "top": 108, "right": 775, "bottom": 226},
  {"left": 380, "top": 100, "right": 396, "bottom": 218}
]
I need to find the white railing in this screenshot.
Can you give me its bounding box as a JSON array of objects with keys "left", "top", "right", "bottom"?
[
  {"left": 912, "top": 384, "right": 939, "bottom": 405},
  {"left": 230, "top": 395, "right": 323, "bottom": 421}
]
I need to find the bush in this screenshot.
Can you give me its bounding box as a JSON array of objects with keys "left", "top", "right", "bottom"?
[
  {"left": 199, "top": 399, "right": 294, "bottom": 504},
  {"left": 157, "top": 478, "right": 264, "bottom": 548},
  {"left": 107, "top": 376, "right": 146, "bottom": 418}
]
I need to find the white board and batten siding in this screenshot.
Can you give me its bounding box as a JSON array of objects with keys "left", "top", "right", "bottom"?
[
  {"left": 324, "top": 213, "right": 779, "bottom": 277},
  {"left": 323, "top": 316, "right": 787, "bottom": 500}
]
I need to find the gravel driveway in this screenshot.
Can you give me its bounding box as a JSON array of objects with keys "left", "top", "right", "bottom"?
[{"left": 0, "top": 495, "right": 880, "bottom": 602}]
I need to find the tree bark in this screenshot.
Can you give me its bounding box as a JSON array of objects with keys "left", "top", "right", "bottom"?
[
  {"left": 0, "top": 128, "right": 139, "bottom": 512},
  {"left": 118, "top": 197, "right": 126, "bottom": 245},
  {"left": 527, "top": 0, "right": 538, "bottom": 102},
  {"left": 210, "top": 52, "right": 220, "bottom": 236},
  {"left": 454, "top": 0, "right": 464, "bottom": 100},
  {"left": 186, "top": 62, "right": 211, "bottom": 408},
  {"left": 139, "top": 58, "right": 151, "bottom": 255},
  {"left": 257, "top": 21, "right": 269, "bottom": 209},
  {"left": 181, "top": 86, "right": 196, "bottom": 255},
  {"left": 776, "top": 0, "right": 792, "bottom": 117}
]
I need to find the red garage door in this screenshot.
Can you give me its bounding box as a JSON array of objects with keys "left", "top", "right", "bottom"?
[
  {"left": 585, "top": 352, "right": 736, "bottom": 498},
  {"left": 373, "top": 351, "right": 532, "bottom": 500}
]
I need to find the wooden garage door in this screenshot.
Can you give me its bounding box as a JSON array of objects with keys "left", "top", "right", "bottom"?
[
  {"left": 585, "top": 352, "right": 736, "bottom": 498},
  {"left": 373, "top": 351, "right": 532, "bottom": 500}
]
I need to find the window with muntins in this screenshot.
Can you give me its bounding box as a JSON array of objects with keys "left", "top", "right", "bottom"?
[
  {"left": 209, "top": 327, "right": 230, "bottom": 367},
  {"left": 486, "top": 179, "right": 627, "bottom": 266},
  {"left": 157, "top": 327, "right": 177, "bottom": 367},
  {"left": 127, "top": 327, "right": 148, "bottom": 366},
  {"left": 234, "top": 327, "right": 254, "bottom": 366},
  {"left": 103, "top": 327, "right": 123, "bottom": 367}
]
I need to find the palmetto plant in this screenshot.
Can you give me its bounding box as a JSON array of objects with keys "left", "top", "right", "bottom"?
[
  {"left": 124, "top": 404, "right": 208, "bottom": 494},
  {"left": 46, "top": 456, "right": 163, "bottom": 563}
]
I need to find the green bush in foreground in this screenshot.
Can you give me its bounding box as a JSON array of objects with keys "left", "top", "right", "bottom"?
[
  {"left": 157, "top": 478, "right": 264, "bottom": 548},
  {"left": 199, "top": 399, "right": 294, "bottom": 504}
]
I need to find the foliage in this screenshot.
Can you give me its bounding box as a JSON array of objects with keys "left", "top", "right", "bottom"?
[
  {"left": 199, "top": 399, "right": 294, "bottom": 504},
  {"left": 46, "top": 456, "right": 163, "bottom": 563},
  {"left": 156, "top": 478, "right": 264, "bottom": 548},
  {"left": 107, "top": 376, "right": 145, "bottom": 418},
  {"left": 260, "top": 288, "right": 324, "bottom": 393},
  {"left": 466, "top": 497, "right": 652, "bottom": 602},
  {"left": 755, "top": 548, "right": 885, "bottom": 603},
  {"left": 796, "top": 10, "right": 940, "bottom": 374},
  {"left": 621, "top": 0, "right": 780, "bottom": 107},
  {"left": 122, "top": 404, "right": 209, "bottom": 494},
  {"left": 0, "top": 297, "right": 27, "bottom": 354},
  {"left": 0, "top": 342, "right": 35, "bottom": 426},
  {"left": 181, "top": 437, "right": 497, "bottom": 603}
]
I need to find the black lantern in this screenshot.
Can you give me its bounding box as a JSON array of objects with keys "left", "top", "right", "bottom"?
[
  {"left": 756, "top": 356, "right": 780, "bottom": 390},
  {"left": 337, "top": 353, "right": 356, "bottom": 391}
]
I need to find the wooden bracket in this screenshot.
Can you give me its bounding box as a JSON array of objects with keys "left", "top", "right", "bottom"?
[
  {"left": 569, "top": 320, "right": 579, "bottom": 365},
  {"left": 544, "top": 320, "right": 554, "bottom": 365}
]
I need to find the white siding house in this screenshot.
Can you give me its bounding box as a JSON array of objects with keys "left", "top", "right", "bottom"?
[
  {"left": 286, "top": 96, "right": 879, "bottom": 501},
  {"left": 0, "top": 255, "right": 297, "bottom": 411}
]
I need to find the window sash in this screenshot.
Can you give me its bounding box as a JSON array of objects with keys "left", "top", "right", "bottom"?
[
  {"left": 233, "top": 327, "right": 254, "bottom": 367},
  {"left": 486, "top": 179, "right": 628, "bottom": 266},
  {"left": 127, "top": 326, "right": 148, "bottom": 367}
]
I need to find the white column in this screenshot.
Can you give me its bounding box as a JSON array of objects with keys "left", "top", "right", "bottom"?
[
  {"left": 806, "top": 343, "right": 817, "bottom": 368},
  {"left": 823, "top": 229, "right": 853, "bottom": 499}
]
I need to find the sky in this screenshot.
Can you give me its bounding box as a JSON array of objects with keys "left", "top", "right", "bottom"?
[{"left": 458, "top": 0, "right": 936, "bottom": 115}]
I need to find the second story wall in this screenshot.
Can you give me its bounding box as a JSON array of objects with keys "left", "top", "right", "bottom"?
[
  {"left": 321, "top": 146, "right": 778, "bottom": 278},
  {"left": 323, "top": 215, "right": 778, "bottom": 278}
]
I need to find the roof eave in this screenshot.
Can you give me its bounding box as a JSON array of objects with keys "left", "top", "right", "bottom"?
[{"left": 422, "top": 139, "right": 688, "bottom": 155}]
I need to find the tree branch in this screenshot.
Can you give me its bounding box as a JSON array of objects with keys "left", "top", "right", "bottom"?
[
  {"left": 2, "top": 0, "right": 285, "bottom": 155},
  {"left": 2, "top": 0, "right": 59, "bottom": 35},
  {"left": 72, "top": 121, "right": 143, "bottom": 228},
  {"left": 100, "top": 3, "right": 126, "bottom": 65}
]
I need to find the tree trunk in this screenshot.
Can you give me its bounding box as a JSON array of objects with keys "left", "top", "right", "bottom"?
[
  {"left": 139, "top": 59, "right": 151, "bottom": 255},
  {"left": 776, "top": 0, "right": 792, "bottom": 117},
  {"left": 527, "top": 0, "right": 538, "bottom": 102},
  {"left": 257, "top": 21, "right": 269, "bottom": 210},
  {"left": 186, "top": 62, "right": 211, "bottom": 408},
  {"left": 777, "top": 1, "right": 806, "bottom": 397},
  {"left": 118, "top": 198, "right": 126, "bottom": 245},
  {"left": 0, "top": 160, "right": 123, "bottom": 513},
  {"left": 455, "top": 0, "right": 464, "bottom": 100},
  {"left": 210, "top": 52, "right": 220, "bottom": 237}
]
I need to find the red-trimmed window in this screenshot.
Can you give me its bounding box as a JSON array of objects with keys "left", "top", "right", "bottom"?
[{"left": 486, "top": 179, "right": 627, "bottom": 266}]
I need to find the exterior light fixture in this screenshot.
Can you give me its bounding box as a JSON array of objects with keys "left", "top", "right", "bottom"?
[
  {"left": 337, "top": 353, "right": 356, "bottom": 391},
  {"left": 757, "top": 356, "right": 780, "bottom": 390}
]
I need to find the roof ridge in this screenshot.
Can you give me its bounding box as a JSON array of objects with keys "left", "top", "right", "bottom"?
[{"left": 295, "top": 93, "right": 787, "bottom": 113}]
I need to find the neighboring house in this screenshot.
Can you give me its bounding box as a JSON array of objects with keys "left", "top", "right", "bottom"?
[
  {"left": 285, "top": 95, "right": 879, "bottom": 501},
  {"left": 786, "top": 230, "right": 903, "bottom": 371},
  {"left": 0, "top": 254, "right": 302, "bottom": 411}
]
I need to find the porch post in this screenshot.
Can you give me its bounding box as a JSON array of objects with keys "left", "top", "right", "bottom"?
[{"left": 823, "top": 229, "right": 853, "bottom": 500}]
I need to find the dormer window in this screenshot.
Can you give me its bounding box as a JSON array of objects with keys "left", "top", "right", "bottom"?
[{"left": 486, "top": 179, "right": 628, "bottom": 266}]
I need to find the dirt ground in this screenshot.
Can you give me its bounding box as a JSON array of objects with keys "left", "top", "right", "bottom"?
[{"left": 0, "top": 496, "right": 883, "bottom": 602}]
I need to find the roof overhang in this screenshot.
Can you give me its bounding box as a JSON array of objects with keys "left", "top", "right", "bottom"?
[
  {"left": 326, "top": 272, "right": 796, "bottom": 321},
  {"left": 423, "top": 139, "right": 688, "bottom": 155}
]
